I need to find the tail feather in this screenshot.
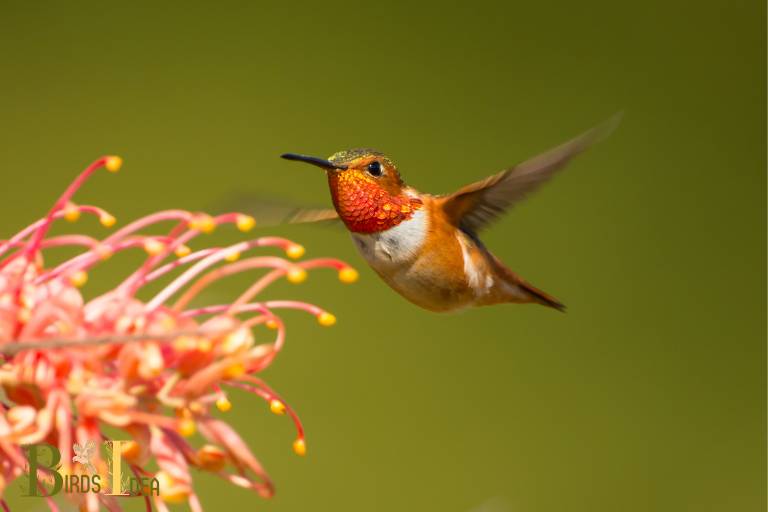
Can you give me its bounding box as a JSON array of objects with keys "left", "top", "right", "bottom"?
[
  {"left": 516, "top": 279, "right": 566, "bottom": 312},
  {"left": 485, "top": 252, "right": 566, "bottom": 312}
]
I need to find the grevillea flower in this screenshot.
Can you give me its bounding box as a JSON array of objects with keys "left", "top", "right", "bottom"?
[{"left": 0, "top": 156, "right": 358, "bottom": 511}]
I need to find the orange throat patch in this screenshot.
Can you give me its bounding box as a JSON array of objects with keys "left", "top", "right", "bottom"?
[{"left": 328, "top": 173, "right": 423, "bottom": 234}]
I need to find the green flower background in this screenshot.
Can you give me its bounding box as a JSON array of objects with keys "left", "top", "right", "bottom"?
[{"left": 0, "top": 1, "right": 763, "bottom": 511}]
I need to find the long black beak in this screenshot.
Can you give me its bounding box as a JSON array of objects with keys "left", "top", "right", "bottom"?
[{"left": 281, "top": 153, "right": 348, "bottom": 170}]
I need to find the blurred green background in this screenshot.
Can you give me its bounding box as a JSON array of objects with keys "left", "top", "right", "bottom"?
[{"left": 0, "top": 1, "right": 764, "bottom": 511}]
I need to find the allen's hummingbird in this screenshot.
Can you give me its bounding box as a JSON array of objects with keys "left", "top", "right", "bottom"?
[{"left": 281, "top": 115, "right": 620, "bottom": 313}]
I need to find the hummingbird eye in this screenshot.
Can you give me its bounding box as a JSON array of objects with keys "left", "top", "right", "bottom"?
[{"left": 366, "top": 161, "right": 383, "bottom": 177}]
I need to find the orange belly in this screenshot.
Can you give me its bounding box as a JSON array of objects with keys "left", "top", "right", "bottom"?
[
  {"left": 376, "top": 233, "right": 477, "bottom": 312},
  {"left": 352, "top": 197, "right": 506, "bottom": 312}
]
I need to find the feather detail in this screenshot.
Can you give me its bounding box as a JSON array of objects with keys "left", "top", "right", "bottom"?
[{"left": 442, "top": 113, "right": 622, "bottom": 233}]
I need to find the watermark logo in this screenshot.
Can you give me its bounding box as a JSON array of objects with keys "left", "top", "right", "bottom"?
[
  {"left": 21, "top": 441, "right": 160, "bottom": 498},
  {"left": 72, "top": 440, "right": 96, "bottom": 474}
]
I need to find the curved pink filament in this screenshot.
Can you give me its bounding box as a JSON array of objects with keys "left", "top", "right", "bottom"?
[
  {"left": 139, "top": 237, "right": 298, "bottom": 292},
  {"left": 181, "top": 300, "right": 323, "bottom": 318},
  {"left": 22, "top": 157, "right": 111, "bottom": 262},
  {"left": 0, "top": 205, "right": 112, "bottom": 261},
  {"left": 1, "top": 235, "right": 100, "bottom": 252},
  {"left": 101, "top": 210, "right": 193, "bottom": 246},
  {"left": 118, "top": 213, "right": 243, "bottom": 296},
  {"left": 34, "top": 236, "right": 173, "bottom": 285},
  {"left": 171, "top": 257, "right": 348, "bottom": 314},
  {"left": 232, "top": 258, "right": 349, "bottom": 309},
  {"left": 148, "top": 252, "right": 292, "bottom": 312},
  {"left": 228, "top": 376, "right": 305, "bottom": 439}
]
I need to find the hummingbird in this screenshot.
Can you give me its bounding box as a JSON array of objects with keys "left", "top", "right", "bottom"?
[{"left": 280, "top": 115, "right": 620, "bottom": 313}]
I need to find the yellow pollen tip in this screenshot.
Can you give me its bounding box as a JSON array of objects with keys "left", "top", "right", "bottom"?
[
  {"left": 189, "top": 214, "right": 217, "bottom": 234},
  {"left": 269, "top": 399, "right": 286, "bottom": 415},
  {"left": 286, "top": 267, "right": 307, "bottom": 284},
  {"left": 293, "top": 438, "right": 307, "bottom": 457},
  {"left": 216, "top": 396, "right": 232, "bottom": 412},
  {"left": 69, "top": 270, "right": 88, "bottom": 288},
  {"left": 143, "top": 239, "right": 165, "bottom": 256},
  {"left": 265, "top": 319, "right": 279, "bottom": 330},
  {"left": 285, "top": 244, "right": 305, "bottom": 260},
  {"left": 99, "top": 213, "right": 116, "bottom": 228},
  {"left": 178, "top": 418, "right": 196, "bottom": 437},
  {"left": 63, "top": 205, "right": 81, "bottom": 222},
  {"left": 224, "top": 363, "right": 246, "bottom": 379},
  {"left": 105, "top": 156, "right": 123, "bottom": 173},
  {"left": 338, "top": 267, "right": 359, "bottom": 283},
  {"left": 318, "top": 312, "right": 336, "bottom": 327},
  {"left": 174, "top": 244, "right": 191, "bottom": 257},
  {"left": 236, "top": 214, "right": 256, "bottom": 232},
  {"left": 224, "top": 251, "right": 240, "bottom": 262}
]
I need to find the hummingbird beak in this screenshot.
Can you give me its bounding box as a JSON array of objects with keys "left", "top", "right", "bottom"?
[{"left": 280, "top": 153, "right": 348, "bottom": 171}]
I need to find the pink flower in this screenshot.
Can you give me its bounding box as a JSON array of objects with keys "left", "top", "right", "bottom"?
[{"left": 0, "top": 156, "right": 357, "bottom": 511}]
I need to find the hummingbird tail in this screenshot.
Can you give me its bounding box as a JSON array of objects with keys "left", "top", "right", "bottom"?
[
  {"left": 486, "top": 252, "right": 566, "bottom": 311},
  {"left": 516, "top": 280, "right": 566, "bottom": 312}
]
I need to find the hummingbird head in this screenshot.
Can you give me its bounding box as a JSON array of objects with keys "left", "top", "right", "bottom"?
[{"left": 281, "top": 149, "right": 423, "bottom": 234}]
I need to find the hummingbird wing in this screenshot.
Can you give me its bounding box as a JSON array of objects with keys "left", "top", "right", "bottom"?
[
  {"left": 282, "top": 207, "right": 340, "bottom": 225},
  {"left": 253, "top": 204, "right": 339, "bottom": 225},
  {"left": 211, "top": 193, "right": 340, "bottom": 227},
  {"left": 443, "top": 113, "right": 621, "bottom": 233}
]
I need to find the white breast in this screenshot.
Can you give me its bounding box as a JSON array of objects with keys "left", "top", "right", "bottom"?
[
  {"left": 457, "top": 233, "right": 494, "bottom": 296},
  {"left": 351, "top": 207, "right": 428, "bottom": 269}
]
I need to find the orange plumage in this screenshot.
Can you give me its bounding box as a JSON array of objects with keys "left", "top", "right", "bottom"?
[
  {"left": 281, "top": 114, "right": 620, "bottom": 312},
  {"left": 327, "top": 165, "right": 422, "bottom": 234}
]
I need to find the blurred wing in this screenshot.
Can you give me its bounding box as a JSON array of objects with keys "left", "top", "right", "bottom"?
[
  {"left": 443, "top": 113, "right": 621, "bottom": 233},
  {"left": 211, "top": 194, "right": 339, "bottom": 228},
  {"left": 73, "top": 443, "right": 83, "bottom": 456},
  {"left": 282, "top": 207, "right": 340, "bottom": 225}
]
